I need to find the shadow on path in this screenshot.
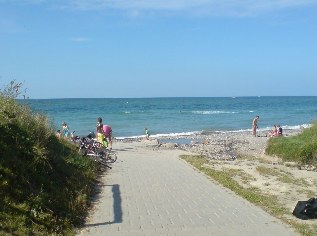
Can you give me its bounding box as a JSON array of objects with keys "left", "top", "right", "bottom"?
[{"left": 84, "top": 184, "right": 122, "bottom": 227}]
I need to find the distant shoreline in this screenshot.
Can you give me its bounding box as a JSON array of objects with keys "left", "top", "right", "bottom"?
[
  {"left": 114, "top": 127, "right": 303, "bottom": 161},
  {"left": 115, "top": 127, "right": 304, "bottom": 143}
]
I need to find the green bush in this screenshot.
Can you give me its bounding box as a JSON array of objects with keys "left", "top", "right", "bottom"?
[
  {"left": 296, "top": 140, "right": 317, "bottom": 164},
  {"left": 266, "top": 123, "right": 317, "bottom": 164},
  {"left": 0, "top": 82, "right": 99, "bottom": 235}
]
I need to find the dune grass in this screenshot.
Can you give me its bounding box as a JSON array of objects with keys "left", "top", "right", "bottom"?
[
  {"left": 0, "top": 82, "right": 99, "bottom": 235},
  {"left": 265, "top": 124, "right": 317, "bottom": 165}
]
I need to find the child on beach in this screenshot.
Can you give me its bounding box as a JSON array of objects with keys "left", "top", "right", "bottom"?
[
  {"left": 144, "top": 128, "right": 150, "bottom": 140},
  {"left": 62, "top": 122, "right": 70, "bottom": 139}
]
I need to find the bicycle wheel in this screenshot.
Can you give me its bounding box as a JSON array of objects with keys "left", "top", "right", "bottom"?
[
  {"left": 95, "top": 156, "right": 112, "bottom": 169},
  {"left": 92, "top": 147, "right": 101, "bottom": 157},
  {"left": 105, "top": 151, "right": 117, "bottom": 163}
]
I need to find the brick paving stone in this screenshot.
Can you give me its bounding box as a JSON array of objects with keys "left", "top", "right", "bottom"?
[{"left": 77, "top": 142, "right": 298, "bottom": 236}]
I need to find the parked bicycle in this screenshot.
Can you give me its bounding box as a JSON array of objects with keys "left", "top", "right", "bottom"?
[
  {"left": 70, "top": 131, "right": 81, "bottom": 145},
  {"left": 78, "top": 132, "right": 117, "bottom": 168}
]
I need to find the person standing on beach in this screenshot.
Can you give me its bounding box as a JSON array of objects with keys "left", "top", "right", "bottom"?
[
  {"left": 144, "top": 128, "right": 150, "bottom": 140},
  {"left": 62, "top": 122, "right": 70, "bottom": 139},
  {"left": 103, "top": 124, "right": 113, "bottom": 149},
  {"left": 96, "top": 117, "right": 113, "bottom": 149},
  {"left": 96, "top": 117, "right": 104, "bottom": 144},
  {"left": 252, "top": 115, "right": 259, "bottom": 137}
]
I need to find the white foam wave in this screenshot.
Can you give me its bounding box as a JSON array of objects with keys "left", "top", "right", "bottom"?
[
  {"left": 256, "top": 124, "right": 310, "bottom": 132},
  {"left": 282, "top": 124, "right": 312, "bottom": 130},
  {"left": 198, "top": 123, "right": 311, "bottom": 135},
  {"left": 151, "top": 131, "right": 200, "bottom": 138},
  {"left": 193, "top": 110, "right": 237, "bottom": 115},
  {"left": 115, "top": 124, "right": 312, "bottom": 140},
  {"left": 116, "top": 131, "right": 200, "bottom": 140}
]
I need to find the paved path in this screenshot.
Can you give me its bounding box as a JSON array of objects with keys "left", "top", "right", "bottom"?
[{"left": 77, "top": 142, "right": 298, "bottom": 236}]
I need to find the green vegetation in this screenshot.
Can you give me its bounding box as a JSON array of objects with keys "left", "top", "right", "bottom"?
[
  {"left": 266, "top": 124, "right": 317, "bottom": 165},
  {"left": 256, "top": 166, "right": 309, "bottom": 186},
  {"left": 0, "top": 81, "right": 99, "bottom": 235},
  {"left": 256, "top": 165, "right": 281, "bottom": 177}
]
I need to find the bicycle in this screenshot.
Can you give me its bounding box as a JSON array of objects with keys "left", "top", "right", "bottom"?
[
  {"left": 78, "top": 132, "right": 117, "bottom": 168},
  {"left": 70, "top": 131, "right": 81, "bottom": 145},
  {"left": 102, "top": 148, "right": 117, "bottom": 164},
  {"left": 98, "top": 138, "right": 117, "bottom": 164}
]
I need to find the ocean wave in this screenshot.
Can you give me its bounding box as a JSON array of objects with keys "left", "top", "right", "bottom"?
[
  {"left": 209, "top": 124, "right": 312, "bottom": 134},
  {"left": 281, "top": 124, "right": 312, "bottom": 130},
  {"left": 116, "top": 131, "right": 200, "bottom": 140},
  {"left": 115, "top": 123, "right": 312, "bottom": 140},
  {"left": 192, "top": 110, "right": 238, "bottom": 115}
]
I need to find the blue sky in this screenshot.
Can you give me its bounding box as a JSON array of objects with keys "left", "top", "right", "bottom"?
[{"left": 0, "top": 0, "right": 316, "bottom": 98}]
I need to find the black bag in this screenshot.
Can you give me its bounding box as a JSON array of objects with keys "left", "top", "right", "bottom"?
[{"left": 293, "top": 197, "right": 317, "bottom": 220}]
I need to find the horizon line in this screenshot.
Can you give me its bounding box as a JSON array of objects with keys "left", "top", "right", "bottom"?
[{"left": 17, "top": 95, "right": 317, "bottom": 100}]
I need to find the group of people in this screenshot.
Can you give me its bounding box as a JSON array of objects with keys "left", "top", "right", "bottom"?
[
  {"left": 268, "top": 124, "right": 283, "bottom": 137},
  {"left": 55, "top": 118, "right": 113, "bottom": 150},
  {"left": 252, "top": 115, "right": 283, "bottom": 137}
]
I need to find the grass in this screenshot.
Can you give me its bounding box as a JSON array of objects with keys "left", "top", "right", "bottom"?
[
  {"left": 297, "top": 189, "right": 316, "bottom": 199},
  {"left": 256, "top": 166, "right": 310, "bottom": 186},
  {"left": 0, "top": 82, "right": 100, "bottom": 235},
  {"left": 181, "top": 154, "right": 317, "bottom": 236},
  {"left": 266, "top": 124, "right": 317, "bottom": 165},
  {"left": 256, "top": 165, "right": 281, "bottom": 176}
]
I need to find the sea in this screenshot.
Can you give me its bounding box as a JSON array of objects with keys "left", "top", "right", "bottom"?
[{"left": 19, "top": 97, "right": 317, "bottom": 139}]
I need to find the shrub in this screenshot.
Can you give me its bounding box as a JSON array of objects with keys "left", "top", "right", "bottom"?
[
  {"left": 296, "top": 140, "right": 317, "bottom": 164},
  {"left": 0, "top": 81, "right": 99, "bottom": 235},
  {"left": 266, "top": 123, "right": 317, "bottom": 164}
]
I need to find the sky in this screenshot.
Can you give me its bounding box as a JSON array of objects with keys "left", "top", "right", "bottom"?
[{"left": 0, "top": 0, "right": 317, "bottom": 99}]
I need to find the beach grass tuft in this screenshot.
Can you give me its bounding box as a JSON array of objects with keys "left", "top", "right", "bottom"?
[{"left": 266, "top": 124, "right": 317, "bottom": 165}]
